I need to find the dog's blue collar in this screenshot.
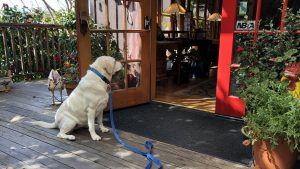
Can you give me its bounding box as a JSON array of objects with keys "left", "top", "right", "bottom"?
[{"left": 89, "top": 67, "right": 110, "bottom": 85}]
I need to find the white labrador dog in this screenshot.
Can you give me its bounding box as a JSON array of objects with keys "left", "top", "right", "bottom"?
[{"left": 33, "top": 56, "right": 122, "bottom": 141}]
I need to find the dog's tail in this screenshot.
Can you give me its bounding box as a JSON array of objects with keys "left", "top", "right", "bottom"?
[{"left": 32, "top": 121, "right": 57, "bottom": 129}]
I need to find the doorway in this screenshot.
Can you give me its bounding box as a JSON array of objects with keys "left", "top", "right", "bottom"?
[{"left": 154, "top": 0, "right": 222, "bottom": 113}]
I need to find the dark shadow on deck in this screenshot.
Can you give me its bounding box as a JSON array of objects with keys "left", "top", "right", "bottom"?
[{"left": 104, "top": 102, "right": 252, "bottom": 166}]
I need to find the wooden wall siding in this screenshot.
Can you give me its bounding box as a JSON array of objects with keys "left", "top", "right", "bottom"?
[{"left": 0, "top": 23, "right": 66, "bottom": 76}]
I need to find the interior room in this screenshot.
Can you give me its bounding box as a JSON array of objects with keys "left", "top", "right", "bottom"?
[{"left": 154, "top": 0, "right": 222, "bottom": 112}]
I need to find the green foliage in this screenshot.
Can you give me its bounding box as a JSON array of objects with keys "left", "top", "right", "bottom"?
[
  {"left": 0, "top": 5, "right": 123, "bottom": 83},
  {"left": 234, "top": 8, "right": 300, "bottom": 150},
  {"left": 0, "top": 6, "right": 47, "bottom": 23}
]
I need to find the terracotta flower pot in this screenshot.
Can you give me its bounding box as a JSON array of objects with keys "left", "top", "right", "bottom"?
[
  {"left": 65, "top": 83, "right": 77, "bottom": 96},
  {"left": 252, "top": 139, "right": 298, "bottom": 169}
]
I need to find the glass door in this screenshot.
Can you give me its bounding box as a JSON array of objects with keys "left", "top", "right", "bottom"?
[{"left": 89, "top": 0, "right": 151, "bottom": 109}]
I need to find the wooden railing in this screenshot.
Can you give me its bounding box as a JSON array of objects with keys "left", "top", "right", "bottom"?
[{"left": 0, "top": 23, "right": 69, "bottom": 77}]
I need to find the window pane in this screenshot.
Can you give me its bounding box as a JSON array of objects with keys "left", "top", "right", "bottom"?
[
  {"left": 127, "top": 62, "right": 141, "bottom": 88},
  {"left": 260, "top": 0, "right": 281, "bottom": 29},
  {"left": 90, "top": 32, "right": 108, "bottom": 61},
  {"left": 109, "top": 0, "right": 124, "bottom": 29},
  {"left": 95, "top": 0, "right": 108, "bottom": 28},
  {"left": 126, "top": 1, "right": 141, "bottom": 30},
  {"left": 236, "top": 0, "right": 257, "bottom": 21},
  {"left": 112, "top": 62, "right": 125, "bottom": 90},
  {"left": 127, "top": 33, "right": 141, "bottom": 60},
  {"left": 110, "top": 33, "right": 124, "bottom": 60},
  {"left": 288, "top": 0, "right": 300, "bottom": 12},
  {"left": 90, "top": 33, "right": 124, "bottom": 60}
]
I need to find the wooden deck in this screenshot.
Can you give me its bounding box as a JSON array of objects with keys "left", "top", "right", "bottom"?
[{"left": 0, "top": 80, "right": 249, "bottom": 169}]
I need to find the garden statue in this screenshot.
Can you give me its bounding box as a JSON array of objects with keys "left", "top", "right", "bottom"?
[{"left": 48, "top": 69, "right": 64, "bottom": 105}]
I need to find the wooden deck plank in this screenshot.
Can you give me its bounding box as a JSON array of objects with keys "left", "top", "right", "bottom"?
[
  {"left": 0, "top": 136, "right": 73, "bottom": 169},
  {"left": 0, "top": 80, "right": 251, "bottom": 169},
  {"left": 0, "top": 143, "right": 49, "bottom": 169},
  {"left": 0, "top": 111, "right": 145, "bottom": 169},
  {"left": 0, "top": 99, "right": 217, "bottom": 169},
  {"left": 0, "top": 124, "right": 108, "bottom": 169},
  {"left": 0, "top": 150, "right": 25, "bottom": 169},
  {"left": 0, "top": 103, "right": 192, "bottom": 169},
  {"left": 0, "top": 149, "right": 47, "bottom": 169}
]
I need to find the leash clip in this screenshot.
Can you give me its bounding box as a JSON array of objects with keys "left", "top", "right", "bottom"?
[{"left": 107, "top": 84, "right": 111, "bottom": 92}]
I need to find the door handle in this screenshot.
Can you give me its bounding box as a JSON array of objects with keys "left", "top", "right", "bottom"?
[{"left": 144, "top": 16, "right": 151, "bottom": 30}]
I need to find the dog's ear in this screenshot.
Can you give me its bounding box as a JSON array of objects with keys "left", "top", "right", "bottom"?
[
  {"left": 103, "top": 58, "right": 115, "bottom": 76},
  {"left": 114, "top": 61, "right": 122, "bottom": 73}
]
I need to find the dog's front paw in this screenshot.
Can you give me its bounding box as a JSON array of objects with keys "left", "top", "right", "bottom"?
[
  {"left": 91, "top": 134, "right": 102, "bottom": 141},
  {"left": 100, "top": 126, "right": 109, "bottom": 133}
]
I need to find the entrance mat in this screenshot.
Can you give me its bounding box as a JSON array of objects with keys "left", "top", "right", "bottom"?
[{"left": 103, "top": 102, "right": 252, "bottom": 166}]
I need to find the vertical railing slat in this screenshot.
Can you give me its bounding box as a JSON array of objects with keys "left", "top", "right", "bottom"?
[
  {"left": 17, "top": 28, "right": 25, "bottom": 73},
  {"left": 32, "top": 28, "right": 39, "bottom": 72},
  {"left": 10, "top": 28, "right": 18, "bottom": 73},
  {"left": 25, "top": 27, "right": 32, "bottom": 73},
  {"left": 51, "top": 28, "right": 57, "bottom": 69},
  {"left": 38, "top": 28, "right": 45, "bottom": 71},
  {"left": 57, "top": 29, "right": 62, "bottom": 68},
  {"left": 45, "top": 28, "right": 51, "bottom": 70},
  {"left": 2, "top": 28, "right": 9, "bottom": 72}
]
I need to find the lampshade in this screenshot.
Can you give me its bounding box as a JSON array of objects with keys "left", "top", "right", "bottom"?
[
  {"left": 207, "top": 12, "right": 222, "bottom": 21},
  {"left": 163, "top": 2, "right": 186, "bottom": 15}
]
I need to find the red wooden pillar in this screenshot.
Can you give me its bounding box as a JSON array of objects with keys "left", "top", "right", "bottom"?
[
  {"left": 75, "top": 0, "right": 92, "bottom": 78},
  {"left": 215, "top": 0, "right": 245, "bottom": 118},
  {"left": 280, "top": 0, "right": 289, "bottom": 31}
]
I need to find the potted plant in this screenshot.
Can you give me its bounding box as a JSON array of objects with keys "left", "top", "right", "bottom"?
[{"left": 234, "top": 8, "right": 300, "bottom": 169}]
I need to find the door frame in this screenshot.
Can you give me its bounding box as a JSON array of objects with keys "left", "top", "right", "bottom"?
[
  {"left": 76, "top": 0, "right": 154, "bottom": 109},
  {"left": 215, "top": 0, "right": 296, "bottom": 118}
]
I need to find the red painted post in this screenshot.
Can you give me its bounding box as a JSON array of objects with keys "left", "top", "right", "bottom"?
[
  {"left": 215, "top": 0, "right": 245, "bottom": 117},
  {"left": 280, "top": 0, "right": 289, "bottom": 31},
  {"left": 253, "top": 0, "right": 262, "bottom": 43}
]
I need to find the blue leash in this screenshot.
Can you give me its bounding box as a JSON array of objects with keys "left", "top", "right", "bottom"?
[{"left": 109, "top": 91, "right": 163, "bottom": 169}]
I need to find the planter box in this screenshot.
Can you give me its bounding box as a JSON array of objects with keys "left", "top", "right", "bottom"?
[{"left": 0, "top": 76, "right": 13, "bottom": 92}]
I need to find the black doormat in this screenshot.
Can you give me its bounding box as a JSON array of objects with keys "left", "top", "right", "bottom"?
[{"left": 103, "top": 102, "right": 252, "bottom": 166}]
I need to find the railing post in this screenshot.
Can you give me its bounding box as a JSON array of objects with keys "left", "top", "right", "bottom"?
[
  {"left": 17, "top": 28, "right": 25, "bottom": 74},
  {"left": 45, "top": 28, "right": 51, "bottom": 70},
  {"left": 10, "top": 28, "right": 18, "bottom": 73},
  {"left": 38, "top": 28, "right": 45, "bottom": 72},
  {"left": 1, "top": 28, "right": 9, "bottom": 72},
  {"left": 25, "top": 27, "right": 32, "bottom": 73},
  {"left": 32, "top": 28, "right": 39, "bottom": 72}
]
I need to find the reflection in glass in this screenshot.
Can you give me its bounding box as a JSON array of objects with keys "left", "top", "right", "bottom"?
[
  {"left": 126, "top": 1, "right": 141, "bottom": 30},
  {"left": 127, "top": 33, "right": 141, "bottom": 60},
  {"left": 109, "top": 0, "right": 124, "bottom": 30},
  {"left": 111, "top": 63, "right": 125, "bottom": 90},
  {"left": 96, "top": 0, "right": 107, "bottom": 28},
  {"left": 90, "top": 33, "right": 124, "bottom": 61},
  {"left": 127, "top": 62, "right": 141, "bottom": 88}
]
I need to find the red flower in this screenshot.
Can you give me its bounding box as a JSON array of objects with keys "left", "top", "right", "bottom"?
[
  {"left": 237, "top": 46, "right": 244, "bottom": 54},
  {"left": 53, "top": 55, "right": 60, "bottom": 62},
  {"left": 269, "top": 57, "right": 276, "bottom": 63},
  {"left": 71, "top": 56, "right": 76, "bottom": 61},
  {"left": 67, "top": 52, "right": 71, "bottom": 56}
]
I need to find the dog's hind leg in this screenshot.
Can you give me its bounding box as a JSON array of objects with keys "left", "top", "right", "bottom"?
[{"left": 57, "top": 120, "right": 76, "bottom": 140}]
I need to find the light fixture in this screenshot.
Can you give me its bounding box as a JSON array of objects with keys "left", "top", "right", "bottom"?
[
  {"left": 163, "top": 2, "right": 186, "bottom": 15},
  {"left": 162, "top": 2, "right": 186, "bottom": 37},
  {"left": 207, "top": 12, "right": 222, "bottom": 22},
  {"left": 207, "top": 13, "right": 222, "bottom": 39}
]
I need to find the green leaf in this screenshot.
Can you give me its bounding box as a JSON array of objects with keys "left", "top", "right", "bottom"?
[{"left": 284, "top": 49, "right": 298, "bottom": 57}]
